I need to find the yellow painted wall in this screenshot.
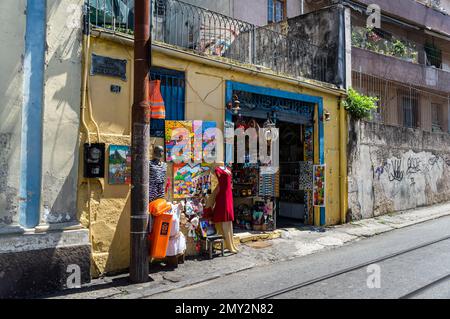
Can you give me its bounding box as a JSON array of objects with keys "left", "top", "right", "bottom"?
[{"left": 79, "top": 35, "right": 346, "bottom": 276}]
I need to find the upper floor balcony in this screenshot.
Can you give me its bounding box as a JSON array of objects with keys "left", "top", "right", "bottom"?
[
  {"left": 86, "top": 0, "right": 337, "bottom": 86},
  {"left": 351, "top": 25, "right": 450, "bottom": 94},
  {"left": 351, "top": 0, "right": 450, "bottom": 35}
]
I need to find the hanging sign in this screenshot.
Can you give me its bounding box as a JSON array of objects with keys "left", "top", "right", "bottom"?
[
  {"left": 91, "top": 53, "right": 127, "bottom": 81},
  {"left": 313, "top": 164, "right": 326, "bottom": 207}
]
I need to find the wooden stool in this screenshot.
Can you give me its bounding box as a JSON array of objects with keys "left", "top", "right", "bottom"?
[{"left": 204, "top": 235, "right": 224, "bottom": 259}]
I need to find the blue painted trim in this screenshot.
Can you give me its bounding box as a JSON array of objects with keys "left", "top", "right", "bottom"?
[
  {"left": 19, "top": 0, "right": 46, "bottom": 228},
  {"left": 226, "top": 81, "right": 322, "bottom": 104},
  {"left": 225, "top": 81, "right": 327, "bottom": 225},
  {"left": 318, "top": 98, "right": 326, "bottom": 226},
  {"left": 225, "top": 82, "right": 233, "bottom": 122}
]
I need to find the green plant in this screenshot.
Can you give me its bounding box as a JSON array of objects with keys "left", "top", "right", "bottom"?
[
  {"left": 344, "top": 88, "right": 379, "bottom": 120},
  {"left": 392, "top": 39, "right": 407, "bottom": 57}
]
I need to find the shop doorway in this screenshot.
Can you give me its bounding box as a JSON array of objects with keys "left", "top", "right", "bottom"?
[
  {"left": 277, "top": 121, "right": 312, "bottom": 228},
  {"left": 230, "top": 115, "right": 315, "bottom": 232},
  {"left": 226, "top": 81, "right": 325, "bottom": 229}
]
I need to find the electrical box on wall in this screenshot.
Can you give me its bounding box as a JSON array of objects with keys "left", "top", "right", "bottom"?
[{"left": 84, "top": 143, "right": 105, "bottom": 178}]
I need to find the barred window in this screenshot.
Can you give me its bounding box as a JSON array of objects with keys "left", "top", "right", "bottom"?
[{"left": 431, "top": 103, "right": 442, "bottom": 132}]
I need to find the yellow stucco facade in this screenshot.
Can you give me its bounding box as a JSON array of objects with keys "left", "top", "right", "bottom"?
[{"left": 78, "top": 34, "right": 348, "bottom": 276}]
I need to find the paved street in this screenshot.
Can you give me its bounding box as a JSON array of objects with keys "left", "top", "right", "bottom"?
[
  {"left": 148, "top": 215, "right": 450, "bottom": 299},
  {"left": 44, "top": 203, "right": 450, "bottom": 299}
]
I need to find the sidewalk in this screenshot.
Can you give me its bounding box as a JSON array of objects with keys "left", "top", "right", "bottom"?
[{"left": 45, "top": 202, "right": 450, "bottom": 299}]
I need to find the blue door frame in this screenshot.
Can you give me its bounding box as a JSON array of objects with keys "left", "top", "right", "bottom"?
[{"left": 225, "top": 81, "right": 325, "bottom": 226}]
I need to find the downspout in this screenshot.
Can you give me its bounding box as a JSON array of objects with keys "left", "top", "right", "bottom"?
[
  {"left": 81, "top": 4, "right": 101, "bottom": 144},
  {"left": 339, "top": 96, "right": 348, "bottom": 224},
  {"left": 448, "top": 94, "right": 450, "bottom": 133},
  {"left": 19, "top": 0, "right": 47, "bottom": 228}
]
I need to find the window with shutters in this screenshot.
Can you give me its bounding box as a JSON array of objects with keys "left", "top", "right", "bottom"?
[{"left": 268, "top": 0, "right": 286, "bottom": 24}]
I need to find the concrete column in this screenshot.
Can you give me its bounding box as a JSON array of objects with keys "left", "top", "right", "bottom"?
[
  {"left": 19, "top": 0, "right": 46, "bottom": 228},
  {"left": 344, "top": 7, "right": 352, "bottom": 89}
]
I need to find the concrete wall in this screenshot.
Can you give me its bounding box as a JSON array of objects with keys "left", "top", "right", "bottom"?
[
  {"left": 184, "top": 0, "right": 304, "bottom": 26},
  {"left": 354, "top": 0, "right": 450, "bottom": 35},
  {"left": 81, "top": 34, "right": 345, "bottom": 275},
  {"left": 0, "top": 0, "right": 89, "bottom": 297},
  {"left": 0, "top": 0, "right": 26, "bottom": 231},
  {"left": 281, "top": 5, "right": 347, "bottom": 87},
  {"left": 233, "top": 0, "right": 268, "bottom": 26},
  {"left": 41, "top": 0, "right": 83, "bottom": 224},
  {"left": 348, "top": 120, "right": 450, "bottom": 221},
  {"left": 226, "top": 5, "right": 347, "bottom": 86}
]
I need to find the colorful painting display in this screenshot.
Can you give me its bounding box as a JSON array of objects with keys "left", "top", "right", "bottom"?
[
  {"left": 108, "top": 145, "right": 131, "bottom": 185},
  {"left": 165, "top": 121, "right": 193, "bottom": 162},
  {"left": 173, "top": 163, "right": 211, "bottom": 199},
  {"left": 202, "top": 121, "right": 217, "bottom": 163},
  {"left": 313, "top": 164, "right": 326, "bottom": 207}
]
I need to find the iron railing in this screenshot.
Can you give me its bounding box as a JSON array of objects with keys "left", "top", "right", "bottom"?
[
  {"left": 352, "top": 15, "right": 450, "bottom": 71},
  {"left": 87, "top": 0, "right": 329, "bottom": 83},
  {"left": 151, "top": 0, "right": 328, "bottom": 82},
  {"left": 88, "top": 0, "right": 135, "bottom": 34}
]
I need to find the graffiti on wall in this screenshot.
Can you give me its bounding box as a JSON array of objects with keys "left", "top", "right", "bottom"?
[
  {"left": 375, "top": 154, "right": 449, "bottom": 182},
  {"left": 371, "top": 150, "right": 450, "bottom": 212}
]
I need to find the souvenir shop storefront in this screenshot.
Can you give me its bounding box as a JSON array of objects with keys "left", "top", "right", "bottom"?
[
  {"left": 79, "top": 33, "right": 341, "bottom": 276},
  {"left": 153, "top": 81, "right": 326, "bottom": 258},
  {"left": 224, "top": 81, "right": 326, "bottom": 232}
]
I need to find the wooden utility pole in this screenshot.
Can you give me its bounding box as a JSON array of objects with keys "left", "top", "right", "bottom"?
[{"left": 130, "top": 0, "right": 151, "bottom": 283}]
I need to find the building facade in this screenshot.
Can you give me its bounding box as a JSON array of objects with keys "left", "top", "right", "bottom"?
[
  {"left": 82, "top": 0, "right": 349, "bottom": 276},
  {"left": 0, "top": 0, "right": 90, "bottom": 297},
  {"left": 4, "top": 0, "right": 446, "bottom": 295},
  {"left": 343, "top": 0, "right": 450, "bottom": 220}
]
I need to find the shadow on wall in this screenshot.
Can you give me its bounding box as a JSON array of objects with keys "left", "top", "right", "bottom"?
[
  {"left": 41, "top": 0, "right": 83, "bottom": 224},
  {"left": 0, "top": 0, "right": 28, "bottom": 228},
  {"left": 77, "top": 174, "right": 131, "bottom": 277}
]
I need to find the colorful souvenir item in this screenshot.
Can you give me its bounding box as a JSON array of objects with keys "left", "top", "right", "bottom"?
[{"left": 313, "top": 164, "right": 326, "bottom": 207}]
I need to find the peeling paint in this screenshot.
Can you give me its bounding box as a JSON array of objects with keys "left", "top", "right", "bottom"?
[{"left": 348, "top": 120, "right": 450, "bottom": 220}]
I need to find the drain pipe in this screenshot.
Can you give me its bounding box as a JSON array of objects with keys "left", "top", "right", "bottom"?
[{"left": 339, "top": 96, "right": 348, "bottom": 224}]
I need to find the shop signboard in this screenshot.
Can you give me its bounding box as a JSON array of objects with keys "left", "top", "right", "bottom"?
[{"left": 313, "top": 164, "right": 326, "bottom": 207}]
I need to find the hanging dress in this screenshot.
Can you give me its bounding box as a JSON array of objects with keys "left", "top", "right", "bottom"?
[{"left": 213, "top": 166, "right": 234, "bottom": 223}]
